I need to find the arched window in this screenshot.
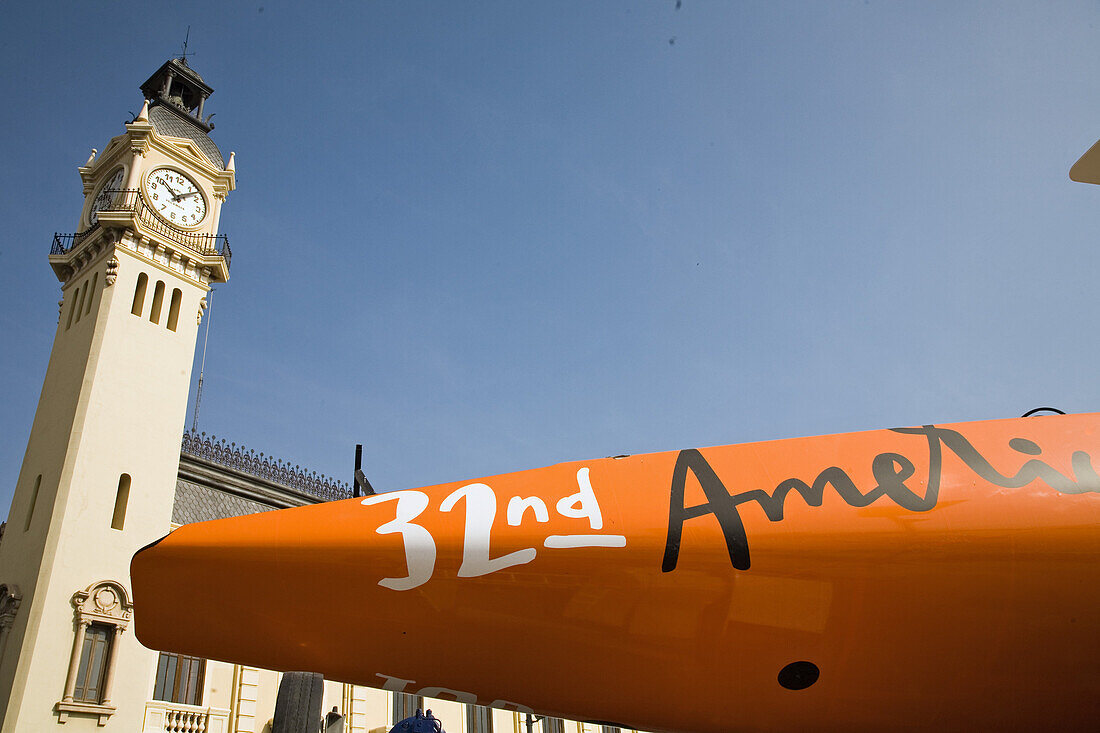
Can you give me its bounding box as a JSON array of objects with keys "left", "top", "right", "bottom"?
[
  {"left": 167, "top": 288, "right": 182, "bottom": 332},
  {"left": 23, "top": 474, "right": 41, "bottom": 532},
  {"left": 111, "top": 474, "right": 130, "bottom": 531},
  {"left": 74, "top": 279, "right": 89, "bottom": 324},
  {"left": 131, "top": 273, "right": 148, "bottom": 317},
  {"left": 149, "top": 281, "right": 165, "bottom": 324},
  {"left": 58, "top": 581, "right": 132, "bottom": 724},
  {"left": 84, "top": 272, "right": 98, "bottom": 316},
  {"left": 66, "top": 286, "right": 81, "bottom": 330}
]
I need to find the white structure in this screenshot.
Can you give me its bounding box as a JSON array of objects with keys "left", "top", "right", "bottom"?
[{"left": 0, "top": 57, "right": 232, "bottom": 733}]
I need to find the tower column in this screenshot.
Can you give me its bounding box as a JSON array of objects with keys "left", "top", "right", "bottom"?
[
  {"left": 61, "top": 620, "right": 90, "bottom": 703},
  {"left": 99, "top": 627, "right": 122, "bottom": 705}
]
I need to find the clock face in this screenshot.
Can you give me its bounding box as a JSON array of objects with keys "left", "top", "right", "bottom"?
[
  {"left": 90, "top": 168, "right": 125, "bottom": 224},
  {"left": 143, "top": 167, "right": 207, "bottom": 228}
]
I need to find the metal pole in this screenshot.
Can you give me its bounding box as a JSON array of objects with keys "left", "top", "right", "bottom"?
[
  {"left": 191, "top": 290, "right": 213, "bottom": 433},
  {"left": 354, "top": 444, "right": 363, "bottom": 498}
]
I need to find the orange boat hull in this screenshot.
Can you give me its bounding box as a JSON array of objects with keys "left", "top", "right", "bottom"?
[{"left": 132, "top": 414, "right": 1100, "bottom": 732}]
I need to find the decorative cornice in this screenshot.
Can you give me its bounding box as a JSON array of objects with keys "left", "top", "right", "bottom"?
[
  {"left": 50, "top": 233, "right": 116, "bottom": 286},
  {"left": 181, "top": 430, "right": 352, "bottom": 503}
]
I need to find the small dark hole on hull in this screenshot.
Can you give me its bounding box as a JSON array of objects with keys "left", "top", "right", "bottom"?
[{"left": 778, "top": 661, "right": 819, "bottom": 690}]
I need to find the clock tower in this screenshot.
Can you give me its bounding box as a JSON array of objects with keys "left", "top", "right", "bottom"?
[{"left": 0, "top": 58, "right": 235, "bottom": 731}]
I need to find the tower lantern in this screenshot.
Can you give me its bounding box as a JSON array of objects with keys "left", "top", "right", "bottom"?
[{"left": 139, "top": 58, "right": 215, "bottom": 131}]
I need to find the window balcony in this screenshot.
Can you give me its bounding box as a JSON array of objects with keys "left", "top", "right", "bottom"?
[{"left": 142, "top": 700, "right": 230, "bottom": 733}]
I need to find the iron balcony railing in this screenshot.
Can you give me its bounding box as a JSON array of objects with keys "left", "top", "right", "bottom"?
[{"left": 50, "top": 189, "right": 231, "bottom": 269}]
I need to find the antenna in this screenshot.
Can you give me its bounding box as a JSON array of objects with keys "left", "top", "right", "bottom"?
[
  {"left": 179, "top": 25, "right": 194, "bottom": 61},
  {"left": 353, "top": 444, "right": 376, "bottom": 497},
  {"left": 191, "top": 290, "right": 213, "bottom": 432}
]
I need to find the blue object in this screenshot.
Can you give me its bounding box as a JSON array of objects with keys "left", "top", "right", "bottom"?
[{"left": 389, "top": 709, "right": 444, "bottom": 733}]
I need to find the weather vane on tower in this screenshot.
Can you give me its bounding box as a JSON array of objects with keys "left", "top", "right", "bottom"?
[{"left": 179, "top": 25, "right": 194, "bottom": 62}]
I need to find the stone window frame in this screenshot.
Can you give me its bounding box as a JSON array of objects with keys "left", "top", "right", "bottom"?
[{"left": 57, "top": 580, "right": 132, "bottom": 725}]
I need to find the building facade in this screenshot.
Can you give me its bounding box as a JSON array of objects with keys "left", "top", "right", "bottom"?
[{"left": 0, "top": 59, "right": 646, "bottom": 733}]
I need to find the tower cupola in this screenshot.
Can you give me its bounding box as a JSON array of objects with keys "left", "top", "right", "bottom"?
[{"left": 140, "top": 58, "right": 215, "bottom": 132}]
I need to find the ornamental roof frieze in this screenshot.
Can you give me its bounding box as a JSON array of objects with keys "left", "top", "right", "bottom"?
[{"left": 180, "top": 430, "right": 353, "bottom": 505}]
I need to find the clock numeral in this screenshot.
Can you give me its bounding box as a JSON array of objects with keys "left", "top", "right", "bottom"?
[{"left": 152, "top": 193, "right": 158, "bottom": 200}]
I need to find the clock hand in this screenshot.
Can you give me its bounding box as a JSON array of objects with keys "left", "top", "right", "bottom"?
[
  {"left": 173, "top": 191, "right": 200, "bottom": 202},
  {"left": 162, "top": 180, "right": 180, "bottom": 198}
]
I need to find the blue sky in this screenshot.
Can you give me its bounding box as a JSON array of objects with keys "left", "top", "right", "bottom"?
[{"left": 3, "top": 1, "right": 1100, "bottom": 519}]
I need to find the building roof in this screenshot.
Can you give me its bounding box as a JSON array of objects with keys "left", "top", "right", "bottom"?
[
  {"left": 149, "top": 104, "right": 225, "bottom": 169},
  {"left": 172, "top": 431, "right": 353, "bottom": 525},
  {"left": 172, "top": 478, "right": 274, "bottom": 524}
]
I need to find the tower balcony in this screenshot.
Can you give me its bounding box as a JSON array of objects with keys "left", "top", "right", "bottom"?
[{"left": 51, "top": 189, "right": 231, "bottom": 283}]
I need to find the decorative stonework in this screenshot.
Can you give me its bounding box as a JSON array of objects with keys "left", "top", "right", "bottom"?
[
  {"left": 57, "top": 581, "right": 132, "bottom": 724},
  {"left": 0, "top": 583, "right": 22, "bottom": 662},
  {"left": 197, "top": 296, "right": 208, "bottom": 325},
  {"left": 71, "top": 580, "right": 132, "bottom": 627},
  {"left": 104, "top": 256, "right": 119, "bottom": 286},
  {"left": 181, "top": 430, "right": 352, "bottom": 502},
  {"left": 51, "top": 234, "right": 114, "bottom": 285}
]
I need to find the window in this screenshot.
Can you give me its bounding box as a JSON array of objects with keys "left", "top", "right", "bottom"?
[
  {"left": 153, "top": 652, "right": 205, "bottom": 706},
  {"left": 110, "top": 474, "right": 130, "bottom": 531},
  {"left": 544, "top": 719, "right": 564, "bottom": 733},
  {"left": 393, "top": 692, "right": 424, "bottom": 724},
  {"left": 58, "top": 581, "right": 132, "bottom": 724},
  {"left": 149, "top": 281, "right": 165, "bottom": 324},
  {"left": 466, "top": 704, "right": 493, "bottom": 733},
  {"left": 72, "top": 623, "right": 113, "bottom": 703},
  {"left": 66, "top": 286, "right": 80, "bottom": 329},
  {"left": 85, "top": 273, "right": 98, "bottom": 316},
  {"left": 167, "top": 288, "right": 182, "bottom": 331},
  {"left": 74, "top": 279, "right": 89, "bottom": 324},
  {"left": 131, "top": 273, "right": 148, "bottom": 316},
  {"left": 601, "top": 726, "right": 620, "bottom": 733},
  {"left": 24, "top": 474, "right": 41, "bottom": 532}
]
